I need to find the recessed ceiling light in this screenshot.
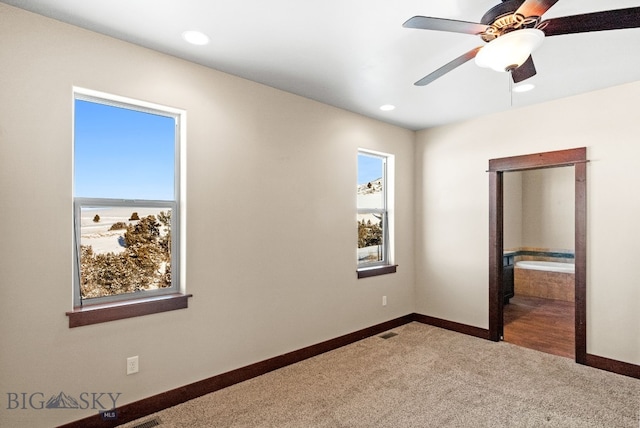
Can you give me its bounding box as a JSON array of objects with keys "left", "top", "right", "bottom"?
[
  {"left": 182, "top": 30, "right": 210, "bottom": 46},
  {"left": 379, "top": 104, "right": 396, "bottom": 111},
  {"left": 513, "top": 83, "right": 535, "bottom": 93}
]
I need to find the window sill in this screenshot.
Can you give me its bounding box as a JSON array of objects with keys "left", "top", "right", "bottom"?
[
  {"left": 357, "top": 264, "right": 397, "bottom": 279},
  {"left": 66, "top": 293, "right": 193, "bottom": 328}
]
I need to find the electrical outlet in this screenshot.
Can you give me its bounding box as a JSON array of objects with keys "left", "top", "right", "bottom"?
[
  {"left": 382, "top": 296, "right": 387, "bottom": 306},
  {"left": 126, "top": 356, "right": 139, "bottom": 375}
]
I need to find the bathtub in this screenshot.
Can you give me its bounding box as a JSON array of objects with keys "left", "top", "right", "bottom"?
[
  {"left": 516, "top": 260, "right": 575, "bottom": 274},
  {"left": 514, "top": 260, "right": 575, "bottom": 301}
]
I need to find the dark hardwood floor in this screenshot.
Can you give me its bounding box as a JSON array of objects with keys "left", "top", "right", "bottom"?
[{"left": 503, "top": 295, "right": 575, "bottom": 359}]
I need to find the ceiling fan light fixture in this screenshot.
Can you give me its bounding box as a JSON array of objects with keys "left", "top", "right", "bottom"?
[{"left": 475, "top": 29, "right": 544, "bottom": 72}]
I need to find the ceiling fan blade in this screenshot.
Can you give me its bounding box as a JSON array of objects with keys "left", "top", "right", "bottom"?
[
  {"left": 515, "top": 0, "right": 559, "bottom": 18},
  {"left": 540, "top": 7, "right": 640, "bottom": 37},
  {"left": 414, "top": 47, "right": 482, "bottom": 86},
  {"left": 403, "top": 16, "right": 488, "bottom": 35},
  {"left": 511, "top": 56, "right": 536, "bottom": 83}
]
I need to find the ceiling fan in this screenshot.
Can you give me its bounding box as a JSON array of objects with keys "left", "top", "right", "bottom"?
[{"left": 404, "top": 0, "right": 640, "bottom": 86}]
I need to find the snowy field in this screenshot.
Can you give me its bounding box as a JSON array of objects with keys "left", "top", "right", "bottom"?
[{"left": 79, "top": 206, "right": 169, "bottom": 254}]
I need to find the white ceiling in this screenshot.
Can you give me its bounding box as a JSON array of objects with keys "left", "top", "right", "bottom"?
[{"left": 4, "top": 0, "right": 640, "bottom": 130}]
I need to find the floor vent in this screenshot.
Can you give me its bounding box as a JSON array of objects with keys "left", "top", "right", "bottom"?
[
  {"left": 130, "top": 418, "right": 161, "bottom": 428},
  {"left": 379, "top": 332, "right": 398, "bottom": 339}
]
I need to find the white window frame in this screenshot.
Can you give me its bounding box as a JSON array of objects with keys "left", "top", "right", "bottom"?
[
  {"left": 357, "top": 149, "right": 394, "bottom": 275},
  {"left": 72, "top": 88, "right": 185, "bottom": 307}
]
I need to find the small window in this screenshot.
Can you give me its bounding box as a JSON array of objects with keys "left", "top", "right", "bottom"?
[
  {"left": 357, "top": 150, "right": 395, "bottom": 277},
  {"left": 73, "top": 91, "right": 181, "bottom": 308}
]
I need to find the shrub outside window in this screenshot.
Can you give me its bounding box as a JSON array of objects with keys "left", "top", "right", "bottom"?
[{"left": 73, "top": 90, "right": 181, "bottom": 307}]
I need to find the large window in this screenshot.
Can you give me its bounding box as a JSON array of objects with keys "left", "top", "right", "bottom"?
[
  {"left": 357, "top": 150, "right": 395, "bottom": 277},
  {"left": 73, "top": 90, "right": 182, "bottom": 308}
]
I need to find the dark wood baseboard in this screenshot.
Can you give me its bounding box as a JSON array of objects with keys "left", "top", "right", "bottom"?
[
  {"left": 585, "top": 353, "right": 640, "bottom": 379},
  {"left": 58, "top": 315, "right": 414, "bottom": 428},
  {"left": 58, "top": 313, "right": 638, "bottom": 428},
  {"left": 410, "top": 313, "right": 490, "bottom": 340}
]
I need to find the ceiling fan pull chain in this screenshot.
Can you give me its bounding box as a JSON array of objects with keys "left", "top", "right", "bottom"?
[{"left": 509, "top": 72, "right": 513, "bottom": 107}]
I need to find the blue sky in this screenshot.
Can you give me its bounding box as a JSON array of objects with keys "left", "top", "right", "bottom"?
[
  {"left": 74, "top": 100, "right": 175, "bottom": 200},
  {"left": 75, "top": 99, "right": 380, "bottom": 196},
  {"left": 358, "top": 154, "right": 383, "bottom": 185}
]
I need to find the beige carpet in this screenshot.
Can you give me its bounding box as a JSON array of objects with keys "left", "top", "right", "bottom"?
[{"left": 120, "top": 322, "right": 640, "bottom": 428}]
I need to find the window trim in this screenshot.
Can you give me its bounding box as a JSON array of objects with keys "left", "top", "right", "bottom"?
[
  {"left": 66, "top": 293, "right": 192, "bottom": 328},
  {"left": 356, "top": 149, "right": 395, "bottom": 277},
  {"left": 70, "top": 88, "right": 188, "bottom": 325},
  {"left": 357, "top": 264, "right": 397, "bottom": 279}
]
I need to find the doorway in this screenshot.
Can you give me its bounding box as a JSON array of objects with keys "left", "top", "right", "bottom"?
[
  {"left": 488, "top": 148, "right": 587, "bottom": 364},
  {"left": 502, "top": 168, "right": 575, "bottom": 359}
]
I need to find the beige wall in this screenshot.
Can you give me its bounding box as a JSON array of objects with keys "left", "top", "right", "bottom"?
[
  {"left": 0, "top": 5, "right": 415, "bottom": 426},
  {"left": 504, "top": 167, "right": 575, "bottom": 252},
  {"left": 416, "top": 80, "right": 640, "bottom": 366},
  {"left": 522, "top": 167, "right": 574, "bottom": 251}
]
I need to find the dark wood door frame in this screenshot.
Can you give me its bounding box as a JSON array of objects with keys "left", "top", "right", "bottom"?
[{"left": 488, "top": 147, "right": 587, "bottom": 364}]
